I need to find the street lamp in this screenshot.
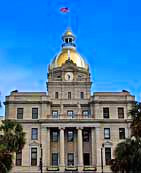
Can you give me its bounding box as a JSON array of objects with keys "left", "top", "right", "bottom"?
[
  {"left": 101, "top": 143, "right": 104, "bottom": 173},
  {"left": 40, "top": 144, "right": 43, "bottom": 173}
]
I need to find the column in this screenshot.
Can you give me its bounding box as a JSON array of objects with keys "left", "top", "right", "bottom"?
[
  {"left": 41, "top": 127, "right": 48, "bottom": 168},
  {"left": 47, "top": 127, "right": 50, "bottom": 168},
  {"left": 95, "top": 127, "right": 102, "bottom": 172},
  {"left": 77, "top": 127, "right": 83, "bottom": 171},
  {"left": 91, "top": 127, "right": 96, "bottom": 166},
  {"left": 59, "top": 127, "right": 65, "bottom": 171}
]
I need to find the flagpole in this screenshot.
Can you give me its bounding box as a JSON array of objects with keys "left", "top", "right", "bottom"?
[{"left": 68, "top": 10, "right": 71, "bottom": 28}]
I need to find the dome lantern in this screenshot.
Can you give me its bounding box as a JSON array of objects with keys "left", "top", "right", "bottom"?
[{"left": 62, "top": 28, "right": 76, "bottom": 50}]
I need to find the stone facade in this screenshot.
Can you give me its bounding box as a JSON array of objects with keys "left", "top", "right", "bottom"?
[{"left": 4, "top": 28, "right": 135, "bottom": 173}]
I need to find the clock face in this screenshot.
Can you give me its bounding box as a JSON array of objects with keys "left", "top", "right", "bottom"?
[{"left": 65, "top": 72, "right": 74, "bottom": 81}]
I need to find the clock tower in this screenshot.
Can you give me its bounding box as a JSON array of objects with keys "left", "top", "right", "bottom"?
[{"left": 47, "top": 28, "right": 92, "bottom": 101}]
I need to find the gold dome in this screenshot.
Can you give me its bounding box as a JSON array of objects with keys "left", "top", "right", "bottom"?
[
  {"left": 65, "top": 29, "right": 73, "bottom": 36},
  {"left": 50, "top": 49, "right": 88, "bottom": 70},
  {"left": 50, "top": 28, "right": 88, "bottom": 70}
]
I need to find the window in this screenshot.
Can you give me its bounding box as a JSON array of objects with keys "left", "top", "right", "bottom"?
[
  {"left": 17, "top": 108, "right": 23, "bottom": 119},
  {"left": 103, "top": 108, "right": 109, "bottom": 118},
  {"left": 105, "top": 148, "right": 111, "bottom": 165},
  {"left": 67, "top": 110, "right": 74, "bottom": 118},
  {"left": 118, "top": 107, "right": 124, "bottom": 118},
  {"left": 52, "top": 111, "right": 59, "bottom": 118},
  {"left": 55, "top": 92, "right": 59, "bottom": 99},
  {"left": 82, "top": 110, "right": 89, "bottom": 117},
  {"left": 104, "top": 128, "right": 110, "bottom": 139},
  {"left": 31, "top": 128, "right": 38, "bottom": 140},
  {"left": 32, "top": 108, "right": 38, "bottom": 119},
  {"left": 31, "top": 148, "right": 37, "bottom": 166},
  {"left": 67, "top": 153, "right": 74, "bottom": 166},
  {"left": 78, "top": 75, "right": 82, "bottom": 81},
  {"left": 16, "top": 150, "right": 22, "bottom": 166},
  {"left": 119, "top": 128, "right": 125, "bottom": 139},
  {"left": 68, "top": 92, "right": 71, "bottom": 99},
  {"left": 83, "top": 130, "right": 89, "bottom": 142},
  {"left": 83, "top": 153, "right": 90, "bottom": 165},
  {"left": 52, "top": 153, "right": 58, "bottom": 166},
  {"left": 80, "top": 92, "right": 84, "bottom": 99},
  {"left": 67, "top": 131, "right": 74, "bottom": 142},
  {"left": 51, "top": 131, "right": 58, "bottom": 142}
]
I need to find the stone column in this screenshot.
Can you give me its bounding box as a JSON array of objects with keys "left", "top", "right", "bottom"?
[
  {"left": 77, "top": 127, "right": 83, "bottom": 171},
  {"left": 47, "top": 127, "right": 50, "bottom": 168},
  {"left": 41, "top": 127, "right": 48, "bottom": 169},
  {"left": 59, "top": 127, "right": 65, "bottom": 171},
  {"left": 91, "top": 127, "right": 96, "bottom": 166}
]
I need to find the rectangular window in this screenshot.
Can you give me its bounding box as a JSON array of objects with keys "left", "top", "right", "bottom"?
[
  {"left": 51, "top": 131, "right": 58, "bottom": 142},
  {"left": 32, "top": 108, "right": 38, "bottom": 119},
  {"left": 67, "top": 110, "right": 74, "bottom": 118},
  {"left": 31, "top": 128, "right": 38, "bottom": 140},
  {"left": 55, "top": 92, "right": 59, "bottom": 99},
  {"left": 17, "top": 108, "right": 23, "bottom": 119},
  {"left": 31, "top": 148, "right": 37, "bottom": 166},
  {"left": 118, "top": 107, "right": 124, "bottom": 118},
  {"left": 119, "top": 128, "right": 125, "bottom": 139},
  {"left": 52, "top": 153, "right": 58, "bottom": 166},
  {"left": 104, "top": 128, "right": 110, "bottom": 139},
  {"left": 105, "top": 148, "right": 111, "bottom": 165},
  {"left": 68, "top": 92, "right": 71, "bottom": 99},
  {"left": 52, "top": 111, "right": 59, "bottom": 118},
  {"left": 16, "top": 150, "right": 22, "bottom": 166},
  {"left": 82, "top": 110, "right": 89, "bottom": 117},
  {"left": 80, "top": 92, "right": 84, "bottom": 99},
  {"left": 103, "top": 108, "right": 109, "bottom": 118},
  {"left": 67, "top": 130, "right": 74, "bottom": 142},
  {"left": 83, "top": 130, "right": 89, "bottom": 142},
  {"left": 67, "top": 153, "right": 74, "bottom": 166}
]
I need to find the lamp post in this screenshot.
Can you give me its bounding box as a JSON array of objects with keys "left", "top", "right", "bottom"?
[
  {"left": 101, "top": 143, "right": 104, "bottom": 173},
  {"left": 40, "top": 144, "right": 43, "bottom": 173}
]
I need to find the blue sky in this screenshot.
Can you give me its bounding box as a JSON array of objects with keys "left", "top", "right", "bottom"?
[{"left": 0, "top": 0, "right": 141, "bottom": 116}]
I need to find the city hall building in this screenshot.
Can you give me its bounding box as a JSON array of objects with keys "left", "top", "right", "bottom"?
[{"left": 5, "top": 28, "right": 134, "bottom": 173}]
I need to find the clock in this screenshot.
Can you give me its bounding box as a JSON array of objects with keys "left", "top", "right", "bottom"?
[{"left": 65, "top": 72, "right": 74, "bottom": 81}]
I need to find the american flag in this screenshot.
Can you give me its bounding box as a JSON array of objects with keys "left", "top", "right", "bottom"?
[{"left": 60, "top": 7, "right": 69, "bottom": 13}]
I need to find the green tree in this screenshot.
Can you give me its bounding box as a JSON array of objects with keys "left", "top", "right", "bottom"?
[
  {"left": 0, "top": 120, "right": 26, "bottom": 172},
  {"left": 111, "top": 102, "right": 141, "bottom": 173},
  {"left": 130, "top": 102, "right": 141, "bottom": 137}
]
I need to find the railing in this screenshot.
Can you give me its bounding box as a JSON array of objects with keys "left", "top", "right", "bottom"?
[{"left": 48, "top": 114, "right": 94, "bottom": 120}]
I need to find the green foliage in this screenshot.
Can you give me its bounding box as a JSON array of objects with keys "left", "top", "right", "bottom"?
[
  {"left": 0, "top": 120, "right": 26, "bottom": 172},
  {"left": 111, "top": 102, "right": 141, "bottom": 173},
  {"left": 129, "top": 102, "right": 141, "bottom": 137},
  {"left": 111, "top": 138, "right": 141, "bottom": 172}
]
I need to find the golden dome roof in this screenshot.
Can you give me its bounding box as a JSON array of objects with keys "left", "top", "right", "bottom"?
[
  {"left": 50, "top": 28, "right": 88, "bottom": 70},
  {"left": 50, "top": 49, "right": 88, "bottom": 70},
  {"left": 65, "top": 29, "right": 73, "bottom": 36}
]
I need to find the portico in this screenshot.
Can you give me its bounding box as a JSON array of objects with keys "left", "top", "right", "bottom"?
[{"left": 41, "top": 125, "right": 97, "bottom": 172}]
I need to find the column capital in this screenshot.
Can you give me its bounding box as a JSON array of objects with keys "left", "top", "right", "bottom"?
[
  {"left": 76, "top": 126, "right": 83, "bottom": 130},
  {"left": 59, "top": 126, "right": 65, "bottom": 130}
]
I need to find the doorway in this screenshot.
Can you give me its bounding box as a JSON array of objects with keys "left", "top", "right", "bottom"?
[{"left": 83, "top": 153, "right": 90, "bottom": 165}]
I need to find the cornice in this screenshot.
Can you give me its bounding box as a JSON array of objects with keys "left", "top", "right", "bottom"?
[{"left": 4, "top": 101, "right": 51, "bottom": 105}]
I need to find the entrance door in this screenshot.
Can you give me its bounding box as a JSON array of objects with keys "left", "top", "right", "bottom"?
[{"left": 83, "top": 153, "right": 90, "bottom": 165}]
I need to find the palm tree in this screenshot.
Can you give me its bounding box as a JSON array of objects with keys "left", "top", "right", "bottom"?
[
  {"left": 111, "top": 102, "right": 141, "bottom": 173},
  {"left": 0, "top": 120, "right": 26, "bottom": 172}
]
